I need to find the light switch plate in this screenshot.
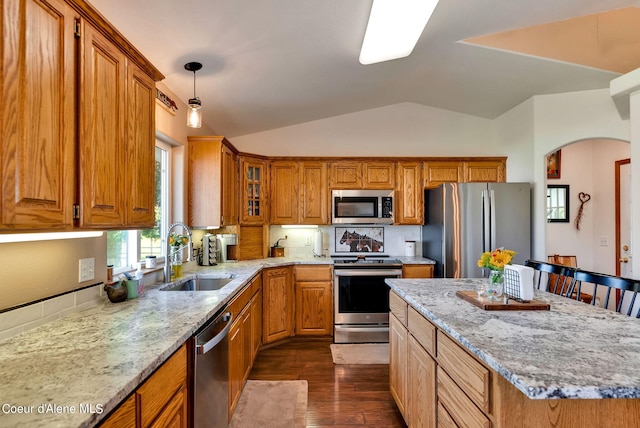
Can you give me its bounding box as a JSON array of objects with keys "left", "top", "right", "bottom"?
[{"left": 79, "top": 258, "right": 95, "bottom": 282}]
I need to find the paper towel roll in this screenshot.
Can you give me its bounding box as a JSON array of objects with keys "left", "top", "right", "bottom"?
[{"left": 313, "top": 229, "right": 323, "bottom": 256}]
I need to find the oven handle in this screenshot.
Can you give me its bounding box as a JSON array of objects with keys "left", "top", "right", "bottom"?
[
  {"left": 334, "top": 269, "right": 402, "bottom": 277},
  {"left": 334, "top": 325, "right": 389, "bottom": 332}
]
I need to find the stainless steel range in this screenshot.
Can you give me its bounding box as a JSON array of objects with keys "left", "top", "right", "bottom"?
[{"left": 333, "top": 255, "right": 402, "bottom": 343}]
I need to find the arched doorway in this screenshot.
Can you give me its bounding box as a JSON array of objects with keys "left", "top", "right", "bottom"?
[{"left": 544, "top": 138, "right": 630, "bottom": 276}]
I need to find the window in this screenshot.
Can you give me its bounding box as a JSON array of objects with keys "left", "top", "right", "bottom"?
[
  {"left": 546, "top": 184, "right": 570, "bottom": 223},
  {"left": 107, "top": 141, "right": 171, "bottom": 271}
]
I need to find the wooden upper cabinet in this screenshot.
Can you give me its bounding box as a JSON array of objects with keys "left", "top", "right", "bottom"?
[
  {"left": 329, "top": 160, "right": 395, "bottom": 189},
  {"left": 2, "top": 0, "right": 161, "bottom": 232},
  {"left": 364, "top": 161, "right": 395, "bottom": 189},
  {"left": 329, "top": 161, "right": 362, "bottom": 189},
  {"left": 300, "top": 161, "right": 328, "bottom": 224},
  {"left": 423, "top": 161, "right": 463, "bottom": 189},
  {"left": 463, "top": 160, "right": 505, "bottom": 183},
  {"left": 270, "top": 161, "right": 299, "bottom": 224},
  {"left": 1, "top": 0, "right": 76, "bottom": 230},
  {"left": 239, "top": 156, "right": 267, "bottom": 225},
  {"left": 78, "top": 22, "right": 127, "bottom": 228},
  {"left": 188, "top": 136, "right": 238, "bottom": 228},
  {"left": 125, "top": 62, "right": 156, "bottom": 228},
  {"left": 221, "top": 145, "right": 239, "bottom": 226},
  {"left": 396, "top": 162, "right": 423, "bottom": 225}
]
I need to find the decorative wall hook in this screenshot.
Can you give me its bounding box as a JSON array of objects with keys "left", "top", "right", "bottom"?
[{"left": 574, "top": 192, "right": 591, "bottom": 230}]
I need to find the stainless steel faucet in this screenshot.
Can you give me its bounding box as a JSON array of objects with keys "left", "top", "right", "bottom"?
[{"left": 165, "top": 222, "right": 193, "bottom": 282}]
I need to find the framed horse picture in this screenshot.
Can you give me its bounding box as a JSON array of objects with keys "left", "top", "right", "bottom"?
[{"left": 335, "top": 227, "right": 384, "bottom": 253}]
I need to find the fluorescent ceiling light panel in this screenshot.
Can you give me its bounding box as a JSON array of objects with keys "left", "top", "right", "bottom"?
[{"left": 359, "top": 0, "right": 439, "bottom": 65}]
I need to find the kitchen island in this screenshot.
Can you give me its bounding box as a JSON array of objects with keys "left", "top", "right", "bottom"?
[{"left": 387, "top": 277, "right": 640, "bottom": 427}]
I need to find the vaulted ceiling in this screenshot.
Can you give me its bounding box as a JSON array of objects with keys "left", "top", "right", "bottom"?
[{"left": 89, "top": 0, "right": 640, "bottom": 138}]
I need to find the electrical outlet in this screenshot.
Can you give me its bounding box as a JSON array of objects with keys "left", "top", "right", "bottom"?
[
  {"left": 79, "top": 258, "right": 95, "bottom": 282},
  {"left": 305, "top": 235, "right": 311, "bottom": 246},
  {"left": 600, "top": 236, "right": 609, "bottom": 247}
]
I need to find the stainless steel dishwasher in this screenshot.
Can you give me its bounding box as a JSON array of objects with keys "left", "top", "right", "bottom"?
[{"left": 193, "top": 310, "right": 232, "bottom": 428}]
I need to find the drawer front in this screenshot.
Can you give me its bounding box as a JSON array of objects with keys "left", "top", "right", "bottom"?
[
  {"left": 437, "top": 332, "right": 490, "bottom": 413},
  {"left": 295, "top": 265, "right": 332, "bottom": 281},
  {"left": 402, "top": 264, "right": 434, "bottom": 278},
  {"left": 389, "top": 291, "right": 408, "bottom": 326},
  {"left": 408, "top": 306, "right": 436, "bottom": 357},
  {"left": 137, "top": 344, "right": 187, "bottom": 427},
  {"left": 229, "top": 284, "right": 252, "bottom": 318},
  {"left": 438, "top": 366, "right": 491, "bottom": 428},
  {"left": 437, "top": 401, "right": 458, "bottom": 428}
]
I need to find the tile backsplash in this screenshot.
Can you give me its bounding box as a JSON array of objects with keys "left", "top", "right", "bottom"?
[
  {"left": 268, "top": 225, "right": 421, "bottom": 258},
  {"left": 0, "top": 284, "right": 105, "bottom": 342}
]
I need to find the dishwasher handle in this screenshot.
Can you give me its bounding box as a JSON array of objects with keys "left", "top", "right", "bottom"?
[{"left": 196, "top": 312, "right": 232, "bottom": 355}]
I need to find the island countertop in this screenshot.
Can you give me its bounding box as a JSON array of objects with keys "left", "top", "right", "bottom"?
[{"left": 386, "top": 277, "right": 640, "bottom": 400}]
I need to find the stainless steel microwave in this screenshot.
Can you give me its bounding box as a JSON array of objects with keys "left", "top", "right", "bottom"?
[{"left": 331, "top": 190, "right": 394, "bottom": 224}]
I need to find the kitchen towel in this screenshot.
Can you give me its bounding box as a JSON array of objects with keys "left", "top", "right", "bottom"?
[{"left": 313, "top": 229, "right": 323, "bottom": 256}]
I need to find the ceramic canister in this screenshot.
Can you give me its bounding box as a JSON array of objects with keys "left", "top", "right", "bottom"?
[{"left": 405, "top": 241, "right": 416, "bottom": 257}]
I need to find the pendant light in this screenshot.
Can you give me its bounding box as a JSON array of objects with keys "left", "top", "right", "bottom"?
[{"left": 184, "top": 62, "right": 203, "bottom": 128}]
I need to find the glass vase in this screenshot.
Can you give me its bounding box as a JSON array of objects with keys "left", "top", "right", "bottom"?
[{"left": 485, "top": 269, "right": 504, "bottom": 301}]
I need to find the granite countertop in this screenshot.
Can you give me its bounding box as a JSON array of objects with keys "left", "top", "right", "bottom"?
[
  {"left": 0, "top": 256, "right": 331, "bottom": 428},
  {"left": 387, "top": 278, "right": 640, "bottom": 400},
  {"left": 0, "top": 255, "right": 434, "bottom": 427}
]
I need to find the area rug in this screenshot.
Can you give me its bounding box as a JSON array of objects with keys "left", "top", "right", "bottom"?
[
  {"left": 330, "top": 343, "right": 390, "bottom": 364},
  {"left": 229, "top": 380, "right": 308, "bottom": 428}
]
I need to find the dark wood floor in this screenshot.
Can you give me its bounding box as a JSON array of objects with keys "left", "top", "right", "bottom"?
[{"left": 248, "top": 338, "right": 407, "bottom": 427}]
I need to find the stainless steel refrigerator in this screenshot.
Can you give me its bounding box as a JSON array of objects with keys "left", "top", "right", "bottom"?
[{"left": 422, "top": 183, "right": 531, "bottom": 278}]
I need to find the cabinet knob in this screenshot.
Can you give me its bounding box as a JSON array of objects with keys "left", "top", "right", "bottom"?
[{"left": 619, "top": 257, "right": 629, "bottom": 263}]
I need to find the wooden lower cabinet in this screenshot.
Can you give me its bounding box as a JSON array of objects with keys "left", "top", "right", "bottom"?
[
  {"left": 228, "top": 306, "right": 245, "bottom": 418},
  {"left": 262, "top": 266, "right": 294, "bottom": 344},
  {"left": 149, "top": 387, "right": 187, "bottom": 428},
  {"left": 228, "top": 274, "right": 263, "bottom": 419},
  {"left": 402, "top": 264, "right": 434, "bottom": 278},
  {"left": 408, "top": 335, "right": 437, "bottom": 428},
  {"left": 99, "top": 395, "right": 136, "bottom": 428},
  {"left": 294, "top": 265, "right": 333, "bottom": 336},
  {"left": 100, "top": 344, "right": 188, "bottom": 428},
  {"left": 389, "top": 313, "right": 408, "bottom": 420}
]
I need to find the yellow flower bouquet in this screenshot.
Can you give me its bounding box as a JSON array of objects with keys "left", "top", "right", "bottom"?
[
  {"left": 477, "top": 247, "right": 516, "bottom": 272},
  {"left": 477, "top": 247, "right": 516, "bottom": 299}
]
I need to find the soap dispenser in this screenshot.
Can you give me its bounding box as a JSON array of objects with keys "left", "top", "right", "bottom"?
[{"left": 135, "top": 263, "right": 145, "bottom": 296}]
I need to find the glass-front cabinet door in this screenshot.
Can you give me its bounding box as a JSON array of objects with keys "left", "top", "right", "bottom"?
[{"left": 240, "top": 156, "right": 268, "bottom": 224}]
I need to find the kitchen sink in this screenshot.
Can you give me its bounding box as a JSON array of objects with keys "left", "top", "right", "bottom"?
[{"left": 161, "top": 276, "right": 233, "bottom": 291}]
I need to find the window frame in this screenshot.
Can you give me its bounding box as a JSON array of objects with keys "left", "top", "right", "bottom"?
[{"left": 109, "top": 138, "right": 172, "bottom": 274}]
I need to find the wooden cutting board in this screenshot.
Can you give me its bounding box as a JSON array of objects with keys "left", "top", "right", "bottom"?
[{"left": 456, "top": 290, "right": 550, "bottom": 311}]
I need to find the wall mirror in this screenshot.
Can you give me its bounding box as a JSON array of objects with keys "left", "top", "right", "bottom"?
[{"left": 547, "top": 185, "right": 570, "bottom": 222}]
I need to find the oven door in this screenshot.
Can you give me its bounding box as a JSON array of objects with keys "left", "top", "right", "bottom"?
[{"left": 334, "top": 269, "right": 401, "bottom": 324}]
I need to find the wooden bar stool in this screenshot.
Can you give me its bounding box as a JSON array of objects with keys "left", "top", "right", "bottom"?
[
  {"left": 546, "top": 255, "right": 593, "bottom": 303},
  {"left": 572, "top": 270, "right": 640, "bottom": 316},
  {"left": 525, "top": 259, "right": 577, "bottom": 298}
]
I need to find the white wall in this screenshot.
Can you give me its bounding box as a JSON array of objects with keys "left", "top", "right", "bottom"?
[
  {"left": 529, "top": 89, "right": 630, "bottom": 261},
  {"left": 545, "top": 139, "right": 630, "bottom": 273},
  {"left": 492, "top": 98, "right": 535, "bottom": 183},
  {"left": 232, "top": 102, "right": 495, "bottom": 157}
]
